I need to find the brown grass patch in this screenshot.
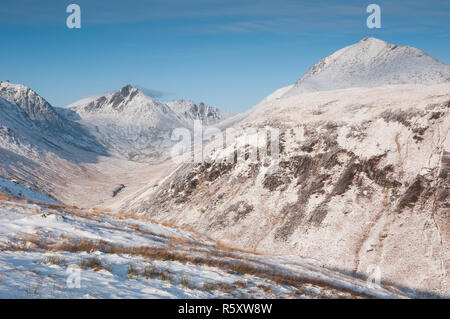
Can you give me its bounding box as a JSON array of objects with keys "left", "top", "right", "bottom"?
[
  {"left": 5, "top": 234, "right": 373, "bottom": 298},
  {"left": 79, "top": 257, "right": 111, "bottom": 272},
  {"left": 257, "top": 284, "right": 274, "bottom": 294}
]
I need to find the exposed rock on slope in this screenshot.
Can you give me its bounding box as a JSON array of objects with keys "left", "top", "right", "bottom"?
[
  {"left": 127, "top": 83, "right": 450, "bottom": 296},
  {"left": 284, "top": 37, "right": 450, "bottom": 96}
]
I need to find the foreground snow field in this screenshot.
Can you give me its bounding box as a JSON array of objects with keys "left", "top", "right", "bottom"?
[{"left": 0, "top": 194, "right": 412, "bottom": 299}]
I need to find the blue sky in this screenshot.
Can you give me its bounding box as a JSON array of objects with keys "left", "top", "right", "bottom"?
[{"left": 0, "top": 0, "right": 449, "bottom": 113}]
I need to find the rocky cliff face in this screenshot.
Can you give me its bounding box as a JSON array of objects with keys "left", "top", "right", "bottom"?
[{"left": 127, "top": 83, "right": 450, "bottom": 296}]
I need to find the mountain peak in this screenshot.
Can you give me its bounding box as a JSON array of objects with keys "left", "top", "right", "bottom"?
[
  {"left": 0, "top": 81, "right": 31, "bottom": 94},
  {"left": 359, "top": 36, "right": 385, "bottom": 43},
  {"left": 119, "top": 84, "right": 135, "bottom": 95},
  {"left": 0, "top": 81, "right": 61, "bottom": 123},
  {"left": 110, "top": 85, "right": 140, "bottom": 107},
  {"left": 283, "top": 37, "right": 450, "bottom": 96},
  {"left": 71, "top": 85, "right": 144, "bottom": 113}
]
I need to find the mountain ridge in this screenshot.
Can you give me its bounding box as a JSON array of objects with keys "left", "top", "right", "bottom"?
[
  {"left": 66, "top": 84, "right": 233, "bottom": 126},
  {"left": 64, "top": 85, "right": 233, "bottom": 161}
]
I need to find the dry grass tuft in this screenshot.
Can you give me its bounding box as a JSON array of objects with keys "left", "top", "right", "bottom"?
[
  {"left": 79, "top": 257, "right": 110, "bottom": 272},
  {"left": 233, "top": 281, "right": 248, "bottom": 289},
  {"left": 128, "top": 263, "right": 174, "bottom": 283},
  {"left": 203, "top": 282, "right": 235, "bottom": 294},
  {"left": 257, "top": 284, "right": 274, "bottom": 294},
  {"left": 159, "top": 220, "right": 174, "bottom": 227},
  {"left": 41, "top": 256, "right": 67, "bottom": 266}
]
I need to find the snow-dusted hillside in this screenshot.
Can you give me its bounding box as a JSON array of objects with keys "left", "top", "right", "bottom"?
[
  {"left": 0, "top": 177, "right": 59, "bottom": 204},
  {"left": 116, "top": 38, "right": 450, "bottom": 297},
  {"left": 284, "top": 37, "right": 450, "bottom": 96},
  {"left": 66, "top": 85, "right": 232, "bottom": 161},
  {"left": 0, "top": 81, "right": 62, "bottom": 126},
  {"left": 126, "top": 83, "right": 450, "bottom": 297},
  {"left": 0, "top": 195, "right": 412, "bottom": 298}
]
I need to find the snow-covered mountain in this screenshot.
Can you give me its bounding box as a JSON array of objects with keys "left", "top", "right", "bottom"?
[
  {"left": 1, "top": 37, "right": 449, "bottom": 298},
  {"left": 0, "top": 81, "right": 63, "bottom": 127},
  {"left": 167, "top": 100, "right": 233, "bottom": 126},
  {"left": 123, "top": 38, "right": 450, "bottom": 296},
  {"left": 0, "top": 81, "right": 107, "bottom": 198},
  {"left": 284, "top": 37, "right": 450, "bottom": 96},
  {"left": 0, "top": 81, "right": 105, "bottom": 155},
  {"left": 66, "top": 85, "right": 232, "bottom": 161}
]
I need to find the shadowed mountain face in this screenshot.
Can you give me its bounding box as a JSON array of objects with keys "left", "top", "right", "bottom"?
[
  {"left": 0, "top": 81, "right": 107, "bottom": 159},
  {"left": 283, "top": 37, "right": 450, "bottom": 96},
  {"left": 0, "top": 81, "right": 109, "bottom": 199}
]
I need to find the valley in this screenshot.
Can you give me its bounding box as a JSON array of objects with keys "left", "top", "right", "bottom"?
[{"left": 0, "top": 37, "right": 449, "bottom": 298}]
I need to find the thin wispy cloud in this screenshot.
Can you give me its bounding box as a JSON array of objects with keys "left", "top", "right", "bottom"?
[
  {"left": 1, "top": 0, "right": 448, "bottom": 36},
  {"left": 134, "top": 85, "right": 175, "bottom": 99},
  {"left": 1, "top": 0, "right": 449, "bottom": 112}
]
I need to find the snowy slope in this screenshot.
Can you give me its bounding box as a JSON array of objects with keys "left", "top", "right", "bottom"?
[
  {"left": 0, "top": 197, "right": 411, "bottom": 298},
  {"left": 0, "top": 81, "right": 63, "bottom": 126},
  {"left": 284, "top": 37, "right": 450, "bottom": 96},
  {"left": 119, "top": 38, "right": 450, "bottom": 297},
  {"left": 0, "top": 177, "right": 58, "bottom": 204},
  {"left": 66, "top": 85, "right": 182, "bottom": 128},
  {"left": 1, "top": 37, "right": 449, "bottom": 299},
  {"left": 0, "top": 82, "right": 108, "bottom": 201},
  {"left": 126, "top": 83, "right": 450, "bottom": 297}
]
